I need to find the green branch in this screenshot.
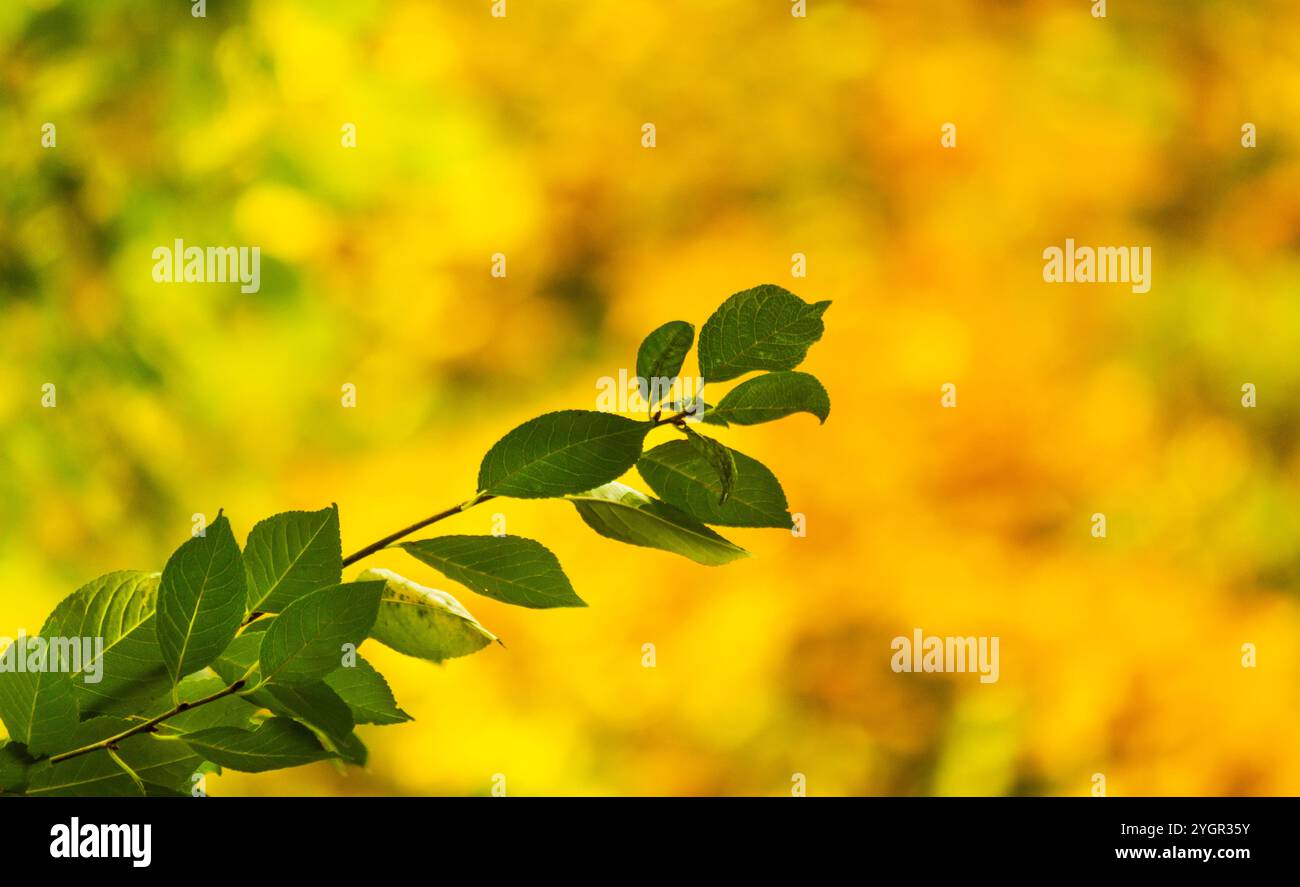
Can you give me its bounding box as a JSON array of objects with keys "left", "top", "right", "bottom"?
[
  {"left": 47, "top": 678, "right": 248, "bottom": 766},
  {"left": 340, "top": 494, "right": 494, "bottom": 568}
]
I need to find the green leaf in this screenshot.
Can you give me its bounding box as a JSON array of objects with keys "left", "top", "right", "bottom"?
[
  {"left": 157, "top": 514, "right": 248, "bottom": 687},
  {"left": 682, "top": 426, "right": 736, "bottom": 504},
  {"left": 210, "top": 632, "right": 265, "bottom": 686},
  {"left": 697, "top": 284, "right": 831, "bottom": 383},
  {"left": 477, "top": 410, "right": 652, "bottom": 498},
  {"left": 261, "top": 682, "right": 352, "bottom": 736},
  {"left": 0, "top": 637, "right": 79, "bottom": 756},
  {"left": 399, "top": 535, "right": 584, "bottom": 609},
  {"left": 207, "top": 631, "right": 356, "bottom": 745},
  {"left": 359, "top": 568, "right": 498, "bottom": 665},
  {"left": 27, "top": 723, "right": 202, "bottom": 796},
  {"left": 260, "top": 682, "right": 360, "bottom": 764},
  {"left": 244, "top": 505, "right": 343, "bottom": 613},
  {"left": 43, "top": 715, "right": 130, "bottom": 755},
  {"left": 322, "top": 651, "right": 412, "bottom": 724},
  {"left": 709, "top": 371, "right": 830, "bottom": 425},
  {"left": 181, "top": 718, "right": 333, "bottom": 773},
  {"left": 257, "top": 581, "right": 384, "bottom": 686},
  {"left": 567, "top": 482, "right": 749, "bottom": 566},
  {"left": 331, "top": 731, "right": 368, "bottom": 768},
  {"left": 0, "top": 741, "right": 34, "bottom": 793},
  {"left": 637, "top": 440, "right": 792, "bottom": 528},
  {"left": 39, "top": 570, "right": 169, "bottom": 718},
  {"left": 635, "top": 320, "right": 694, "bottom": 406}
]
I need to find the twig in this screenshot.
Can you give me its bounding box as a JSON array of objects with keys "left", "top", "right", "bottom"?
[
  {"left": 341, "top": 494, "right": 493, "bottom": 568},
  {"left": 48, "top": 679, "right": 248, "bottom": 765}
]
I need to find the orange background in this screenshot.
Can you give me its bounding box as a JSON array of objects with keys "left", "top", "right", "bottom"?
[{"left": 2, "top": 0, "right": 1299, "bottom": 795}]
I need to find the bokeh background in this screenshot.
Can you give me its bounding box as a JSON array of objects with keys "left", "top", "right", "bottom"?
[{"left": 3, "top": 0, "right": 1300, "bottom": 795}]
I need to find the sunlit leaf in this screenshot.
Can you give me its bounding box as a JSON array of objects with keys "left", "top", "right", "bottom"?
[
  {"left": 39, "top": 570, "right": 168, "bottom": 718},
  {"left": 157, "top": 514, "right": 247, "bottom": 687},
  {"left": 323, "top": 660, "right": 411, "bottom": 726},
  {"left": 244, "top": 506, "right": 343, "bottom": 613},
  {"left": 567, "top": 482, "right": 748, "bottom": 566},
  {"left": 0, "top": 638, "right": 79, "bottom": 756},
  {"left": 359, "top": 568, "right": 497, "bottom": 665},
  {"left": 257, "top": 581, "right": 384, "bottom": 686}
]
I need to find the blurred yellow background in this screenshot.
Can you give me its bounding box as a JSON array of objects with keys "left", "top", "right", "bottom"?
[{"left": 3, "top": 0, "right": 1300, "bottom": 795}]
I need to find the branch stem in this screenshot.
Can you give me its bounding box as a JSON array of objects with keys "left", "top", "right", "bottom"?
[
  {"left": 341, "top": 494, "right": 493, "bottom": 568},
  {"left": 652, "top": 408, "right": 695, "bottom": 427},
  {"left": 48, "top": 678, "right": 248, "bottom": 766},
  {"left": 342, "top": 414, "right": 688, "bottom": 570}
]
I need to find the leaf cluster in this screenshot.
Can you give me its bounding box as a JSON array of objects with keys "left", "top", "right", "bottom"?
[{"left": 0, "top": 284, "right": 830, "bottom": 794}]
